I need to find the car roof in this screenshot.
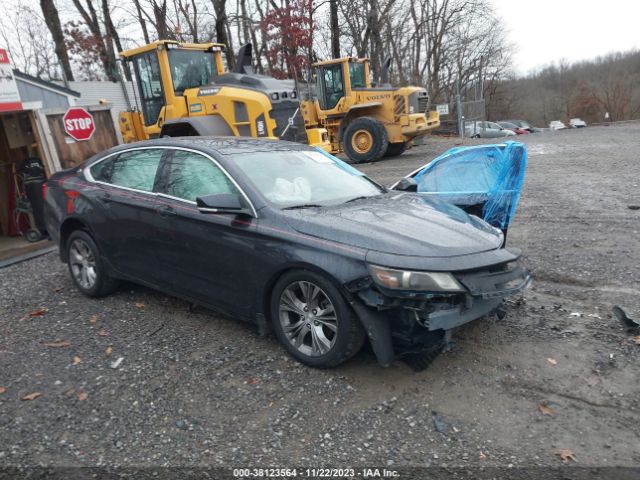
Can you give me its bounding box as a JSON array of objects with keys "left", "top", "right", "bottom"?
[{"left": 90, "top": 137, "right": 312, "bottom": 164}]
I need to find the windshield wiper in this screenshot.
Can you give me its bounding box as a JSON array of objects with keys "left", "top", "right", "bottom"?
[{"left": 281, "top": 204, "right": 324, "bottom": 210}]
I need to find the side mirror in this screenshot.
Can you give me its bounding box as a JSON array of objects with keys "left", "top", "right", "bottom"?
[
  {"left": 196, "top": 193, "right": 252, "bottom": 216},
  {"left": 392, "top": 177, "right": 418, "bottom": 192}
]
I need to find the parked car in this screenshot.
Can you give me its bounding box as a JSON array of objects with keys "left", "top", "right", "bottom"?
[
  {"left": 503, "top": 120, "right": 534, "bottom": 133},
  {"left": 570, "top": 118, "right": 587, "bottom": 128},
  {"left": 549, "top": 121, "right": 567, "bottom": 130},
  {"left": 44, "top": 138, "right": 530, "bottom": 368},
  {"left": 496, "top": 121, "right": 530, "bottom": 135},
  {"left": 465, "top": 121, "right": 516, "bottom": 138}
]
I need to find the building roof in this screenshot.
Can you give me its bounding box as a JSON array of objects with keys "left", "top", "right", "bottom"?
[{"left": 13, "top": 70, "right": 81, "bottom": 97}]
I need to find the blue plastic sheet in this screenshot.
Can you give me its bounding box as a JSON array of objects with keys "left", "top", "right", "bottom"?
[{"left": 409, "top": 141, "right": 527, "bottom": 229}]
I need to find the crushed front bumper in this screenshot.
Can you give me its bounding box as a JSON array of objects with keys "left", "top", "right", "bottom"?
[
  {"left": 417, "top": 265, "right": 532, "bottom": 331},
  {"left": 349, "top": 264, "right": 531, "bottom": 366}
]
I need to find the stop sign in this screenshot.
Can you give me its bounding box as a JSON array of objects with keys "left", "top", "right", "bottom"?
[{"left": 63, "top": 107, "right": 95, "bottom": 141}]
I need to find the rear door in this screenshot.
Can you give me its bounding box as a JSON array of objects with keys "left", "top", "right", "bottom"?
[
  {"left": 86, "top": 147, "right": 167, "bottom": 283},
  {"left": 153, "top": 148, "right": 258, "bottom": 315},
  {"left": 391, "top": 142, "right": 527, "bottom": 232}
]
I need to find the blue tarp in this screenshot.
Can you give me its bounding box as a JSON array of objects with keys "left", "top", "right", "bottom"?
[{"left": 410, "top": 141, "right": 527, "bottom": 229}]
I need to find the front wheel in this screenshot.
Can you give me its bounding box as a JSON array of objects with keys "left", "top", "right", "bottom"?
[
  {"left": 66, "top": 230, "right": 119, "bottom": 297},
  {"left": 343, "top": 117, "right": 389, "bottom": 163},
  {"left": 271, "top": 270, "right": 366, "bottom": 368}
]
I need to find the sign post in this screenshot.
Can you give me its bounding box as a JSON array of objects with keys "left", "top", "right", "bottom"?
[
  {"left": 63, "top": 107, "right": 95, "bottom": 141},
  {"left": 0, "top": 48, "right": 23, "bottom": 112}
]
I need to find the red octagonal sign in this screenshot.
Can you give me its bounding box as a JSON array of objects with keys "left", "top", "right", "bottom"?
[{"left": 63, "top": 107, "right": 95, "bottom": 141}]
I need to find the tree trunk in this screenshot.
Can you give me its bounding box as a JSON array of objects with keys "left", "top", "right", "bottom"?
[
  {"left": 132, "top": 0, "right": 151, "bottom": 43},
  {"left": 329, "top": 0, "right": 340, "bottom": 58},
  {"left": 212, "top": 0, "right": 235, "bottom": 68},
  {"left": 39, "top": 0, "right": 74, "bottom": 81}
]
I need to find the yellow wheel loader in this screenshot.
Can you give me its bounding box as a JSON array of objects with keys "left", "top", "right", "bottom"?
[
  {"left": 118, "top": 41, "right": 329, "bottom": 148},
  {"left": 118, "top": 41, "right": 439, "bottom": 163},
  {"left": 300, "top": 57, "right": 440, "bottom": 162}
]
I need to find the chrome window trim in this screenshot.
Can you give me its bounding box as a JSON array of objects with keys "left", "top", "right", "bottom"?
[{"left": 84, "top": 145, "right": 258, "bottom": 218}]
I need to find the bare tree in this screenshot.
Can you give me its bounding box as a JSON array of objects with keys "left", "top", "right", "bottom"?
[{"left": 39, "top": 0, "right": 75, "bottom": 81}]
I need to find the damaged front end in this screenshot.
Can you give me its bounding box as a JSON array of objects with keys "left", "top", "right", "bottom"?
[{"left": 345, "top": 258, "right": 531, "bottom": 369}]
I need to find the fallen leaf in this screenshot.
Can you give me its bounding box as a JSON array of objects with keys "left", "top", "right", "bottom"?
[
  {"left": 65, "top": 388, "right": 75, "bottom": 397},
  {"left": 98, "top": 330, "right": 109, "bottom": 337},
  {"left": 479, "top": 451, "right": 487, "bottom": 460},
  {"left": 89, "top": 315, "right": 98, "bottom": 324},
  {"left": 0, "top": 387, "right": 6, "bottom": 394},
  {"left": 555, "top": 449, "right": 577, "bottom": 462},
  {"left": 105, "top": 345, "right": 113, "bottom": 356},
  {"left": 547, "top": 357, "right": 557, "bottom": 365},
  {"left": 43, "top": 340, "right": 71, "bottom": 348},
  {"left": 538, "top": 403, "right": 555, "bottom": 416},
  {"left": 134, "top": 302, "right": 145, "bottom": 309},
  {"left": 246, "top": 378, "right": 259, "bottom": 385},
  {"left": 77, "top": 391, "right": 88, "bottom": 401},
  {"left": 30, "top": 307, "right": 48, "bottom": 317},
  {"left": 72, "top": 356, "right": 81, "bottom": 365},
  {"left": 633, "top": 336, "right": 640, "bottom": 345},
  {"left": 22, "top": 392, "right": 42, "bottom": 401},
  {"left": 52, "top": 287, "right": 63, "bottom": 293}
]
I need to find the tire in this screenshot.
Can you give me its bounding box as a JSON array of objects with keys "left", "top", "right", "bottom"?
[
  {"left": 271, "top": 270, "right": 366, "bottom": 368},
  {"left": 472, "top": 134, "right": 480, "bottom": 139},
  {"left": 384, "top": 142, "right": 407, "bottom": 158},
  {"left": 343, "top": 117, "right": 388, "bottom": 163},
  {"left": 66, "top": 230, "right": 119, "bottom": 297},
  {"left": 26, "top": 229, "right": 42, "bottom": 243}
]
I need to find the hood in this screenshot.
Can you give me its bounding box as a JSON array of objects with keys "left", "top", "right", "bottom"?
[{"left": 281, "top": 193, "right": 503, "bottom": 259}]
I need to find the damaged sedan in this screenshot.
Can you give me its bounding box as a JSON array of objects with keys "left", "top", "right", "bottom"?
[{"left": 43, "top": 138, "right": 530, "bottom": 368}]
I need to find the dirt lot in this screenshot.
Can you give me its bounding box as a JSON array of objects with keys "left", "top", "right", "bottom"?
[{"left": 1, "top": 124, "right": 639, "bottom": 477}]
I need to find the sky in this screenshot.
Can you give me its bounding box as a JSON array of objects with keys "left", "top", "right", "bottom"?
[{"left": 492, "top": 0, "right": 640, "bottom": 75}]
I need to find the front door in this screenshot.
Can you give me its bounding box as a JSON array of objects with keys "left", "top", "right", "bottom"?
[{"left": 154, "top": 148, "right": 258, "bottom": 315}]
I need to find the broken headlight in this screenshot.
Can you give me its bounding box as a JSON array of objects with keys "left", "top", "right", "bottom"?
[{"left": 368, "top": 265, "right": 465, "bottom": 292}]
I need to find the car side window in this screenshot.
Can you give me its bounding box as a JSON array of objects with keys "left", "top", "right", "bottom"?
[
  {"left": 107, "top": 149, "right": 164, "bottom": 192},
  {"left": 164, "top": 150, "right": 238, "bottom": 202}
]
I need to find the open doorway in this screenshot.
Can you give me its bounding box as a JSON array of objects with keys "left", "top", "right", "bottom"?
[{"left": 0, "top": 110, "right": 51, "bottom": 263}]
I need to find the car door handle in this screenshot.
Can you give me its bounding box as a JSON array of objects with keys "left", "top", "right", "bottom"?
[
  {"left": 98, "top": 192, "right": 112, "bottom": 203},
  {"left": 156, "top": 205, "right": 177, "bottom": 217}
]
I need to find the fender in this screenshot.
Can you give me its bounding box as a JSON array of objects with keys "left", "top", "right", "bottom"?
[{"left": 160, "top": 116, "right": 234, "bottom": 137}]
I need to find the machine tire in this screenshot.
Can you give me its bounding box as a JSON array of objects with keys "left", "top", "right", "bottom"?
[
  {"left": 384, "top": 142, "right": 407, "bottom": 158},
  {"left": 66, "top": 230, "right": 119, "bottom": 297},
  {"left": 343, "top": 117, "right": 388, "bottom": 163},
  {"left": 271, "top": 270, "right": 366, "bottom": 368}
]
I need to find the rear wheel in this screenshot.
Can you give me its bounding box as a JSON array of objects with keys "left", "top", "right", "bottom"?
[
  {"left": 66, "top": 230, "right": 119, "bottom": 297},
  {"left": 343, "top": 117, "right": 388, "bottom": 163},
  {"left": 271, "top": 270, "right": 366, "bottom": 368},
  {"left": 384, "top": 142, "right": 407, "bottom": 158}
]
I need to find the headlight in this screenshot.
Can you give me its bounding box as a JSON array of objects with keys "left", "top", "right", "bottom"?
[{"left": 368, "top": 264, "right": 465, "bottom": 292}]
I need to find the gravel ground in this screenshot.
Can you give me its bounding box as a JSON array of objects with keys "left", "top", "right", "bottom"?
[{"left": 1, "top": 124, "right": 639, "bottom": 477}]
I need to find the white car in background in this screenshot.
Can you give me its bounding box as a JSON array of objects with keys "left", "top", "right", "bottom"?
[
  {"left": 570, "top": 118, "right": 587, "bottom": 128},
  {"left": 465, "top": 121, "right": 516, "bottom": 138},
  {"left": 549, "top": 121, "right": 567, "bottom": 130}
]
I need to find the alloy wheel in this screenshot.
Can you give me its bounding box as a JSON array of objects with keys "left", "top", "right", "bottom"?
[
  {"left": 278, "top": 281, "right": 338, "bottom": 357},
  {"left": 69, "top": 238, "right": 97, "bottom": 290}
]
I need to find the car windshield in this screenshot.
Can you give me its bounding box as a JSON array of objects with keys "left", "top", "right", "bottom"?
[{"left": 232, "top": 150, "right": 384, "bottom": 208}]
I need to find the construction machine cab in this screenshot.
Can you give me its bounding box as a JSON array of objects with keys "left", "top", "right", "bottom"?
[
  {"left": 119, "top": 41, "right": 226, "bottom": 139},
  {"left": 314, "top": 58, "right": 371, "bottom": 112}
]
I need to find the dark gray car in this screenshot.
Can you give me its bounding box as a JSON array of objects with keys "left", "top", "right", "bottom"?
[{"left": 43, "top": 138, "right": 530, "bottom": 369}]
